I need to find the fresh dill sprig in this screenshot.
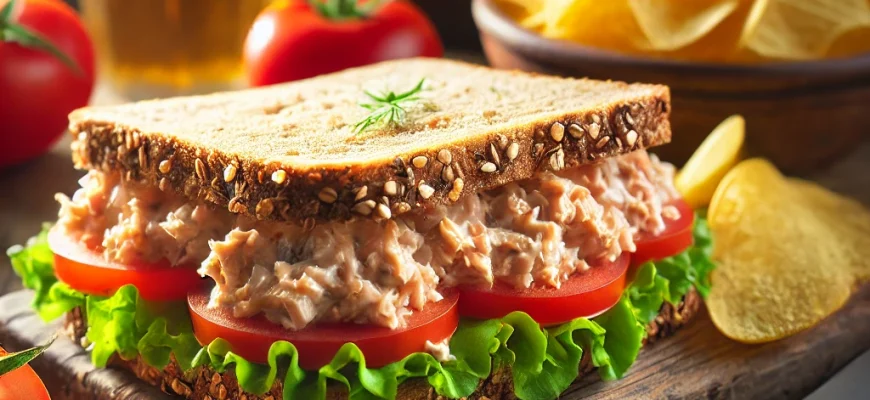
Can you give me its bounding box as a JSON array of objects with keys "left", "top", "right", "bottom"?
[{"left": 353, "top": 78, "right": 426, "bottom": 134}]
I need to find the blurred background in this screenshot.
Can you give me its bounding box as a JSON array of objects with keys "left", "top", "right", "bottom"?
[
  {"left": 58, "top": 0, "right": 482, "bottom": 99},
  {"left": 12, "top": 0, "right": 870, "bottom": 175}
]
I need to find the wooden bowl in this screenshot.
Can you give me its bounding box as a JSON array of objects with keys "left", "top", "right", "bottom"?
[{"left": 471, "top": 0, "right": 870, "bottom": 173}]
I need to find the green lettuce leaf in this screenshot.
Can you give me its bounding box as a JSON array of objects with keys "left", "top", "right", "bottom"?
[
  {"left": 447, "top": 318, "right": 501, "bottom": 377},
  {"left": 7, "top": 224, "right": 84, "bottom": 320},
  {"left": 586, "top": 296, "right": 644, "bottom": 381},
  {"left": 628, "top": 212, "right": 716, "bottom": 325},
  {"left": 86, "top": 285, "right": 140, "bottom": 365},
  {"left": 188, "top": 333, "right": 485, "bottom": 399},
  {"left": 688, "top": 215, "right": 715, "bottom": 298},
  {"left": 184, "top": 308, "right": 621, "bottom": 400},
  {"left": 627, "top": 263, "right": 669, "bottom": 325},
  {"left": 8, "top": 215, "right": 714, "bottom": 400},
  {"left": 84, "top": 285, "right": 202, "bottom": 369}
]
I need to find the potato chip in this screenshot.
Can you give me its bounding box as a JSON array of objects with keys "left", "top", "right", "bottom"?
[
  {"left": 737, "top": 0, "right": 770, "bottom": 48},
  {"left": 496, "top": 0, "right": 543, "bottom": 21},
  {"left": 497, "top": 0, "right": 870, "bottom": 62},
  {"left": 707, "top": 158, "right": 870, "bottom": 343},
  {"left": 740, "top": 0, "right": 870, "bottom": 60},
  {"left": 521, "top": 0, "right": 652, "bottom": 53},
  {"left": 628, "top": 0, "right": 740, "bottom": 51},
  {"left": 497, "top": 0, "right": 544, "bottom": 13},
  {"left": 659, "top": 0, "right": 761, "bottom": 63},
  {"left": 826, "top": 26, "right": 870, "bottom": 58},
  {"left": 787, "top": 179, "right": 870, "bottom": 281},
  {"left": 676, "top": 115, "right": 745, "bottom": 208}
]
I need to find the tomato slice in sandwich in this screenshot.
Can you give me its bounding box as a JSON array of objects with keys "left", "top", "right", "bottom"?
[
  {"left": 47, "top": 228, "right": 204, "bottom": 301},
  {"left": 631, "top": 198, "right": 695, "bottom": 266},
  {"left": 187, "top": 286, "right": 459, "bottom": 370},
  {"left": 458, "top": 253, "right": 629, "bottom": 325}
]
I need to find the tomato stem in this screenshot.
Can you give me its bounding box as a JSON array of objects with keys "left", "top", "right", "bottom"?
[
  {"left": 310, "top": 0, "right": 390, "bottom": 20},
  {"left": 0, "top": 0, "right": 83, "bottom": 76}
]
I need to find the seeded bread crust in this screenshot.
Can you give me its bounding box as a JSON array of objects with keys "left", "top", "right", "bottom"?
[
  {"left": 68, "top": 58, "right": 671, "bottom": 226},
  {"left": 64, "top": 289, "right": 699, "bottom": 400}
]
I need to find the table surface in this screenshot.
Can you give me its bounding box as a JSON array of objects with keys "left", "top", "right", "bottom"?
[{"left": 1, "top": 82, "right": 869, "bottom": 399}]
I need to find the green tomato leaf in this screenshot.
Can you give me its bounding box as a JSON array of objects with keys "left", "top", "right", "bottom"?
[
  {"left": 0, "top": 1, "right": 82, "bottom": 76},
  {"left": 0, "top": 335, "right": 55, "bottom": 377},
  {"left": 0, "top": 0, "right": 14, "bottom": 24}
]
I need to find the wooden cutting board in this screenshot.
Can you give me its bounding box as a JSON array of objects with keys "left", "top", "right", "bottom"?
[{"left": 2, "top": 287, "right": 869, "bottom": 400}]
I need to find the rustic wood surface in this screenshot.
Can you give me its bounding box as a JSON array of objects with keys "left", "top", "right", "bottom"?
[
  {"left": 0, "top": 291, "right": 172, "bottom": 400},
  {"left": 570, "top": 287, "right": 870, "bottom": 399}
]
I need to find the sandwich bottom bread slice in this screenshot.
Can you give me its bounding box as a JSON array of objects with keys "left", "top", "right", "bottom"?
[{"left": 8, "top": 58, "right": 716, "bottom": 400}]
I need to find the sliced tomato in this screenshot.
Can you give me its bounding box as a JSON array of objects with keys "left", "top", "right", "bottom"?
[
  {"left": 631, "top": 198, "right": 695, "bottom": 266},
  {"left": 47, "top": 228, "right": 203, "bottom": 301},
  {"left": 458, "top": 254, "right": 629, "bottom": 325},
  {"left": 187, "top": 286, "right": 459, "bottom": 370}
]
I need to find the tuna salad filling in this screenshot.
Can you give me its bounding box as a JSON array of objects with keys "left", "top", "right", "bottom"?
[{"left": 54, "top": 150, "right": 680, "bottom": 331}]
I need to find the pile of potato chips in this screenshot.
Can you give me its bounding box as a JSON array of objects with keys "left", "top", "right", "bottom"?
[
  {"left": 498, "top": 0, "right": 870, "bottom": 62},
  {"left": 676, "top": 116, "right": 870, "bottom": 343}
]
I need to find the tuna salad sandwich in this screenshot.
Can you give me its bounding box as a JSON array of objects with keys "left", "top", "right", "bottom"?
[{"left": 10, "top": 58, "right": 714, "bottom": 400}]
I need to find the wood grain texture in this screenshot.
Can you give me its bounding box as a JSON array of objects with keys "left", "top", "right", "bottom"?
[
  {"left": 1, "top": 287, "right": 869, "bottom": 400},
  {"left": 568, "top": 287, "right": 870, "bottom": 400},
  {"left": 0, "top": 291, "right": 172, "bottom": 400}
]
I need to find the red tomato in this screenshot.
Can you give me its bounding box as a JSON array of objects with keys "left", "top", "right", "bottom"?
[
  {"left": 0, "top": 0, "right": 96, "bottom": 168},
  {"left": 0, "top": 346, "right": 51, "bottom": 400},
  {"left": 47, "top": 229, "right": 204, "bottom": 301},
  {"left": 244, "top": 0, "right": 443, "bottom": 86},
  {"left": 631, "top": 199, "right": 695, "bottom": 266},
  {"left": 458, "top": 254, "right": 630, "bottom": 325},
  {"left": 188, "top": 285, "right": 459, "bottom": 370}
]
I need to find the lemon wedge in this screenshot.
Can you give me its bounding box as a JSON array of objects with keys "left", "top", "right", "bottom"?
[{"left": 675, "top": 114, "right": 745, "bottom": 208}]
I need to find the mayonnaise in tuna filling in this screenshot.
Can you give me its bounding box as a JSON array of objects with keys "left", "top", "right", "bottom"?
[{"left": 55, "top": 151, "right": 680, "bottom": 331}]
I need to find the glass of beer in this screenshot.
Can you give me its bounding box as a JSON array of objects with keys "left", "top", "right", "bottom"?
[{"left": 80, "top": 0, "right": 271, "bottom": 100}]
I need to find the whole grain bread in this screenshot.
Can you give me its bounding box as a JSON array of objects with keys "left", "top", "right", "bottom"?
[
  {"left": 68, "top": 58, "right": 671, "bottom": 225},
  {"left": 66, "top": 290, "right": 700, "bottom": 400}
]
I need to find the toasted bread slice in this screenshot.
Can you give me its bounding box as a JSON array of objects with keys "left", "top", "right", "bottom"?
[
  {"left": 69, "top": 289, "right": 698, "bottom": 400},
  {"left": 68, "top": 58, "right": 671, "bottom": 225}
]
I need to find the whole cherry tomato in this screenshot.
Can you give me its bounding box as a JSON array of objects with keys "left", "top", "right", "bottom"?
[
  {"left": 0, "top": 344, "right": 51, "bottom": 400},
  {"left": 0, "top": 0, "right": 96, "bottom": 169},
  {"left": 244, "top": 0, "right": 443, "bottom": 86}
]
